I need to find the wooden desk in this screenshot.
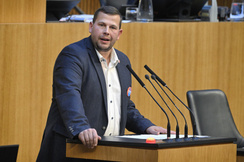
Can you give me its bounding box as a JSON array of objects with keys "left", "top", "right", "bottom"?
[{"left": 66, "top": 136, "right": 237, "bottom": 162}]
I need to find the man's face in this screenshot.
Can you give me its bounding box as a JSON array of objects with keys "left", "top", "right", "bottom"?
[{"left": 89, "top": 12, "right": 122, "bottom": 54}]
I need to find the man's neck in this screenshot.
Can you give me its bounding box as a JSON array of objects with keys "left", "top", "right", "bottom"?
[{"left": 100, "top": 51, "right": 111, "bottom": 66}]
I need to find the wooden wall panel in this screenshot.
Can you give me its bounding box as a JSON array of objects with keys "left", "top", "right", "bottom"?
[
  {"left": 0, "top": 23, "right": 90, "bottom": 162},
  {"left": 0, "top": 0, "right": 46, "bottom": 23},
  {"left": 0, "top": 22, "right": 243, "bottom": 161},
  {"left": 120, "top": 22, "right": 244, "bottom": 136}
]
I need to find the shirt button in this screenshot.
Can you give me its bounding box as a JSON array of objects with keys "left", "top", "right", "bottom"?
[
  {"left": 109, "top": 133, "right": 112, "bottom": 136},
  {"left": 109, "top": 84, "right": 111, "bottom": 87},
  {"left": 110, "top": 100, "right": 112, "bottom": 103},
  {"left": 111, "top": 117, "right": 113, "bottom": 120}
]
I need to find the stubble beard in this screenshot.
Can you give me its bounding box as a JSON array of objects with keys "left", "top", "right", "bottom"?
[{"left": 96, "top": 42, "right": 113, "bottom": 52}]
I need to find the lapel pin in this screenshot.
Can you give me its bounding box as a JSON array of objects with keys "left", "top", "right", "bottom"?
[{"left": 127, "top": 87, "right": 132, "bottom": 97}]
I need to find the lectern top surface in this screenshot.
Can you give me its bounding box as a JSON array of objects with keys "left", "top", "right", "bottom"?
[{"left": 67, "top": 135, "right": 237, "bottom": 148}]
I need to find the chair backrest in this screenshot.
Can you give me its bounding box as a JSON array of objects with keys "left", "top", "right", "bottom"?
[
  {"left": 0, "top": 144, "right": 19, "bottom": 162},
  {"left": 186, "top": 89, "right": 244, "bottom": 148},
  {"left": 102, "top": 0, "right": 128, "bottom": 8}
]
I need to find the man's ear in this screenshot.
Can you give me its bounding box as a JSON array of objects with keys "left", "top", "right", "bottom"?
[
  {"left": 117, "top": 29, "right": 123, "bottom": 40},
  {"left": 89, "top": 22, "right": 93, "bottom": 33}
]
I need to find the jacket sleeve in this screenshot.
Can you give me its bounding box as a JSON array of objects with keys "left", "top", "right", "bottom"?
[
  {"left": 53, "top": 46, "right": 91, "bottom": 139},
  {"left": 125, "top": 99, "right": 155, "bottom": 134}
]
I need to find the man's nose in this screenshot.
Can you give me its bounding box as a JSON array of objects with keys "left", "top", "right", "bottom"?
[{"left": 103, "top": 26, "right": 109, "bottom": 34}]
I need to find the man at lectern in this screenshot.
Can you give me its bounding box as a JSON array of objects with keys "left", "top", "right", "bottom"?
[{"left": 36, "top": 6, "right": 172, "bottom": 162}]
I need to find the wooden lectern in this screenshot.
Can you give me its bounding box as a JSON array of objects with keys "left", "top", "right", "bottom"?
[{"left": 66, "top": 136, "right": 237, "bottom": 162}]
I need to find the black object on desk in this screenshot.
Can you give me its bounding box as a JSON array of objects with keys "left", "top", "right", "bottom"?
[
  {"left": 0, "top": 144, "right": 19, "bottom": 162},
  {"left": 46, "top": 0, "right": 81, "bottom": 22},
  {"left": 133, "top": 0, "right": 208, "bottom": 21}
]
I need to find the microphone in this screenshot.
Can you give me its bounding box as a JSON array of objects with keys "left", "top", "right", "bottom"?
[
  {"left": 126, "top": 65, "right": 171, "bottom": 139},
  {"left": 145, "top": 74, "right": 180, "bottom": 139},
  {"left": 151, "top": 74, "right": 188, "bottom": 139},
  {"left": 144, "top": 65, "right": 197, "bottom": 138}
]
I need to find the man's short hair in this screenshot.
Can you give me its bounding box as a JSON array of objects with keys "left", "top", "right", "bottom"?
[{"left": 93, "top": 6, "right": 122, "bottom": 29}]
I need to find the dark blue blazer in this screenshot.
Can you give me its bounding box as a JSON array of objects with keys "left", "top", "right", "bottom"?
[{"left": 37, "top": 36, "right": 154, "bottom": 162}]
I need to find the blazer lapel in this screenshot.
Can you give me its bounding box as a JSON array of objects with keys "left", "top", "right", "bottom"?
[
  {"left": 116, "top": 60, "right": 127, "bottom": 132},
  {"left": 86, "top": 37, "right": 108, "bottom": 112}
]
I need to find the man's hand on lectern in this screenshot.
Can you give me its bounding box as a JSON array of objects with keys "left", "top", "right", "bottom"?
[
  {"left": 78, "top": 128, "right": 102, "bottom": 149},
  {"left": 146, "top": 126, "right": 176, "bottom": 135}
]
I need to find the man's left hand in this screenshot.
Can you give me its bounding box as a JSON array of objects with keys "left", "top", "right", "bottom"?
[{"left": 146, "top": 126, "right": 176, "bottom": 135}]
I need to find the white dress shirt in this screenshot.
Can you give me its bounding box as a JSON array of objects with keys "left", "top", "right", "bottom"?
[{"left": 96, "top": 48, "right": 121, "bottom": 136}]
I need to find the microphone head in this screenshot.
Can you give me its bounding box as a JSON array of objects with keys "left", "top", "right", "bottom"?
[
  {"left": 151, "top": 74, "right": 156, "bottom": 80},
  {"left": 145, "top": 74, "right": 150, "bottom": 79},
  {"left": 144, "top": 65, "right": 154, "bottom": 75},
  {"left": 126, "top": 65, "right": 145, "bottom": 88}
]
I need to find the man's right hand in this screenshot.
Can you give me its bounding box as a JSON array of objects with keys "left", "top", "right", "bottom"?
[{"left": 78, "top": 128, "right": 101, "bottom": 149}]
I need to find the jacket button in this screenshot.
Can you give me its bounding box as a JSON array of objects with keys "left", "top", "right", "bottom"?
[{"left": 102, "top": 126, "right": 106, "bottom": 130}]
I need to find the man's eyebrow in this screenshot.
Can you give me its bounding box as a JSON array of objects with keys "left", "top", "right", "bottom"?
[
  {"left": 97, "top": 21, "right": 118, "bottom": 28},
  {"left": 97, "top": 21, "right": 105, "bottom": 24},
  {"left": 110, "top": 24, "right": 118, "bottom": 28}
]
